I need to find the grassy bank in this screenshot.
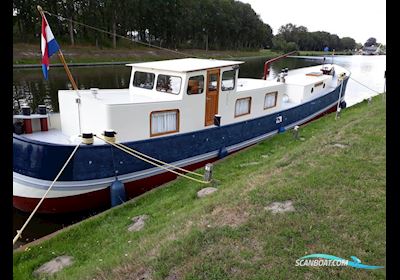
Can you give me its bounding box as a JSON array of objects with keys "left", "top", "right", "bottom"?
[
  {"left": 13, "top": 43, "right": 282, "bottom": 65},
  {"left": 13, "top": 96, "right": 386, "bottom": 279},
  {"left": 298, "top": 50, "right": 354, "bottom": 56}
]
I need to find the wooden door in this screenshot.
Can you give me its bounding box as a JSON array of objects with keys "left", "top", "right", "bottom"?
[{"left": 205, "top": 69, "right": 220, "bottom": 126}]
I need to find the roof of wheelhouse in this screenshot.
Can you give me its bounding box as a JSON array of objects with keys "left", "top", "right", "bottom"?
[{"left": 126, "top": 58, "right": 244, "bottom": 72}]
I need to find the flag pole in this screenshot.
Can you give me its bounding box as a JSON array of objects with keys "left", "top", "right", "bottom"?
[
  {"left": 57, "top": 50, "right": 79, "bottom": 91},
  {"left": 37, "top": 5, "right": 79, "bottom": 91},
  {"left": 37, "top": 5, "right": 82, "bottom": 134}
]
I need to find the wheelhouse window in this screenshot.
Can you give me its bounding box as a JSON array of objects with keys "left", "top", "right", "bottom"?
[
  {"left": 235, "top": 97, "right": 251, "bottom": 117},
  {"left": 187, "top": 75, "right": 204, "bottom": 95},
  {"left": 221, "top": 69, "right": 236, "bottom": 91},
  {"left": 150, "top": 109, "right": 179, "bottom": 136},
  {"left": 208, "top": 73, "right": 218, "bottom": 91},
  {"left": 264, "top": 92, "right": 277, "bottom": 109},
  {"left": 156, "top": 74, "right": 182, "bottom": 94},
  {"left": 133, "top": 71, "right": 155, "bottom": 89}
]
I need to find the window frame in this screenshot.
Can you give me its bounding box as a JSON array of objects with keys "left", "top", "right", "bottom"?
[
  {"left": 221, "top": 69, "right": 237, "bottom": 91},
  {"left": 132, "top": 71, "right": 156, "bottom": 90},
  {"left": 150, "top": 109, "right": 180, "bottom": 137},
  {"left": 234, "top": 97, "right": 252, "bottom": 117},
  {"left": 264, "top": 91, "right": 278, "bottom": 110},
  {"left": 186, "top": 75, "right": 205, "bottom": 95},
  {"left": 155, "top": 74, "right": 182, "bottom": 95}
]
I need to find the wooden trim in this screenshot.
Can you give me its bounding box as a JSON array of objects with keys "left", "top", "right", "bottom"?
[
  {"left": 264, "top": 91, "right": 278, "bottom": 110},
  {"left": 150, "top": 109, "right": 180, "bottom": 137},
  {"left": 205, "top": 69, "right": 220, "bottom": 126},
  {"left": 234, "top": 97, "right": 252, "bottom": 117},
  {"left": 206, "top": 68, "right": 220, "bottom": 91}
]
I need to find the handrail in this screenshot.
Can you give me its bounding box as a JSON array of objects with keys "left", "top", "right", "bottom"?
[{"left": 263, "top": 51, "right": 298, "bottom": 80}]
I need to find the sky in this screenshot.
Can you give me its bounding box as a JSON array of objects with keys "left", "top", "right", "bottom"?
[{"left": 240, "top": 0, "right": 386, "bottom": 45}]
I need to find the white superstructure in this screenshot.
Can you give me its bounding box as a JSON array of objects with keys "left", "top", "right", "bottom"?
[{"left": 38, "top": 58, "right": 347, "bottom": 143}]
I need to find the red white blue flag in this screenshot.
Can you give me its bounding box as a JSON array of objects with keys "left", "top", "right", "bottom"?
[{"left": 41, "top": 14, "right": 60, "bottom": 80}]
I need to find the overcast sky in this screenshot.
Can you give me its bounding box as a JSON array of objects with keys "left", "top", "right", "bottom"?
[{"left": 240, "top": 0, "right": 386, "bottom": 45}]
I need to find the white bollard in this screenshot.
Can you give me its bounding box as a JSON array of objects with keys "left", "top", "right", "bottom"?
[{"left": 204, "top": 163, "right": 213, "bottom": 182}]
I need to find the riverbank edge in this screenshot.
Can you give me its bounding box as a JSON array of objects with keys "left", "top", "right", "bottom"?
[
  {"left": 13, "top": 43, "right": 354, "bottom": 68},
  {"left": 13, "top": 95, "right": 386, "bottom": 279}
]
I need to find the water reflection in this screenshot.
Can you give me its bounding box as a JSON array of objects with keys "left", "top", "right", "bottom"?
[{"left": 13, "top": 65, "right": 131, "bottom": 113}]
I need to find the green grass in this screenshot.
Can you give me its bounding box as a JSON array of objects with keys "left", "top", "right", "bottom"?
[
  {"left": 13, "top": 96, "right": 386, "bottom": 279},
  {"left": 13, "top": 43, "right": 282, "bottom": 65}
]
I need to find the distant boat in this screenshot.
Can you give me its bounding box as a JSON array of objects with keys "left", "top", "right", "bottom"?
[
  {"left": 361, "top": 44, "right": 385, "bottom": 55},
  {"left": 13, "top": 56, "right": 350, "bottom": 214}
]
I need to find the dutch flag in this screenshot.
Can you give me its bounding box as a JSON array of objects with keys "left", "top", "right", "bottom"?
[{"left": 41, "top": 14, "right": 60, "bottom": 80}]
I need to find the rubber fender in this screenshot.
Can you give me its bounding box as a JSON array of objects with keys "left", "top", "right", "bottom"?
[
  {"left": 218, "top": 146, "right": 228, "bottom": 159},
  {"left": 110, "top": 179, "right": 126, "bottom": 207}
]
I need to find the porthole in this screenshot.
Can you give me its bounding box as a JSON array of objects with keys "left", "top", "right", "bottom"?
[
  {"left": 311, "top": 88, "right": 314, "bottom": 93},
  {"left": 323, "top": 83, "right": 326, "bottom": 88}
]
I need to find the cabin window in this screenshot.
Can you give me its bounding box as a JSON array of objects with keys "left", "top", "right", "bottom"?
[
  {"left": 221, "top": 69, "right": 236, "bottom": 91},
  {"left": 235, "top": 97, "right": 251, "bottom": 117},
  {"left": 208, "top": 73, "right": 218, "bottom": 91},
  {"left": 133, "top": 71, "right": 155, "bottom": 90},
  {"left": 187, "top": 75, "right": 204, "bottom": 95},
  {"left": 264, "top": 92, "right": 277, "bottom": 109},
  {"left": 156, "top": 74, "right": 182, "bottom": 94},
  {"left": 150, "top": 109, "right": 179, "bottom": 136}
]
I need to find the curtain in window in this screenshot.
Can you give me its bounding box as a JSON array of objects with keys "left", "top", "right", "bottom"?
[
  {"left": 264, "top": 93, "right": 276, "bottom": 108},
  {"left": 235, "top": 98, "right": 250, "bottom": 116},
  {"left": 151, "top": 111, "right": 177, "bottom": 134}
]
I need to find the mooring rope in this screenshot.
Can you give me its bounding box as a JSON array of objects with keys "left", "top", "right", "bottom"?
[
  {"left": 335, "top": 78, "right": 345, "bottom": 120},
  {"left": 349, "top": 76, "right": 381, "bottom": 94},
  {"left": 43, "top": 10, "right": 201, "bottom": 59},
  {"left": 114, "top": 142, "right": 204, "bottom": 178},
  {"left": 13, "top": 142, "right": 81, "bottom": 245},
  {"left": 95, "top": 136, "right": 209, "bottom": 184}
]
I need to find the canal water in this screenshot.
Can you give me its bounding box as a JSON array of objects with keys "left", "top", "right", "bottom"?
[{"left": 12, "top": 55, "right": 386, "bottom": 249}]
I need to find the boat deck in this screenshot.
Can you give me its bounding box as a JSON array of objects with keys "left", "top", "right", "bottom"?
[{"left": 15, "top": 129, "right": 105, "bottom": 145}]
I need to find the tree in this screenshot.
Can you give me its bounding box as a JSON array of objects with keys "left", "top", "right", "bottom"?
[
  {"left": 272, "top": 35, "right": 298, "bottom": 52},
  {"left": 274, "top": 23, "right": 356, "bottom": 51},
  {"left": 364, "top": 37, "right": 377, "bottom": 47},
  {"left": 341, "top": 37, "right": 356, "bottom": 50}
]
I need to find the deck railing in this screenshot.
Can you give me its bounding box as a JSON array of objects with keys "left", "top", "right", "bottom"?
[{"left": 263, "top": 51, "right": 298, "bottom": 80}]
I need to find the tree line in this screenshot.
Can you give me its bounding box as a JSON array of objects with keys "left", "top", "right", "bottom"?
[
  {"left": 13, "top": 0, "right": 273, "bottom": 50},
  {"left": 272, "top": 23, "right": 358, "bottom": 52},
  {"left": 13, "top": 0, "right": 358, "bottom": 52}
]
